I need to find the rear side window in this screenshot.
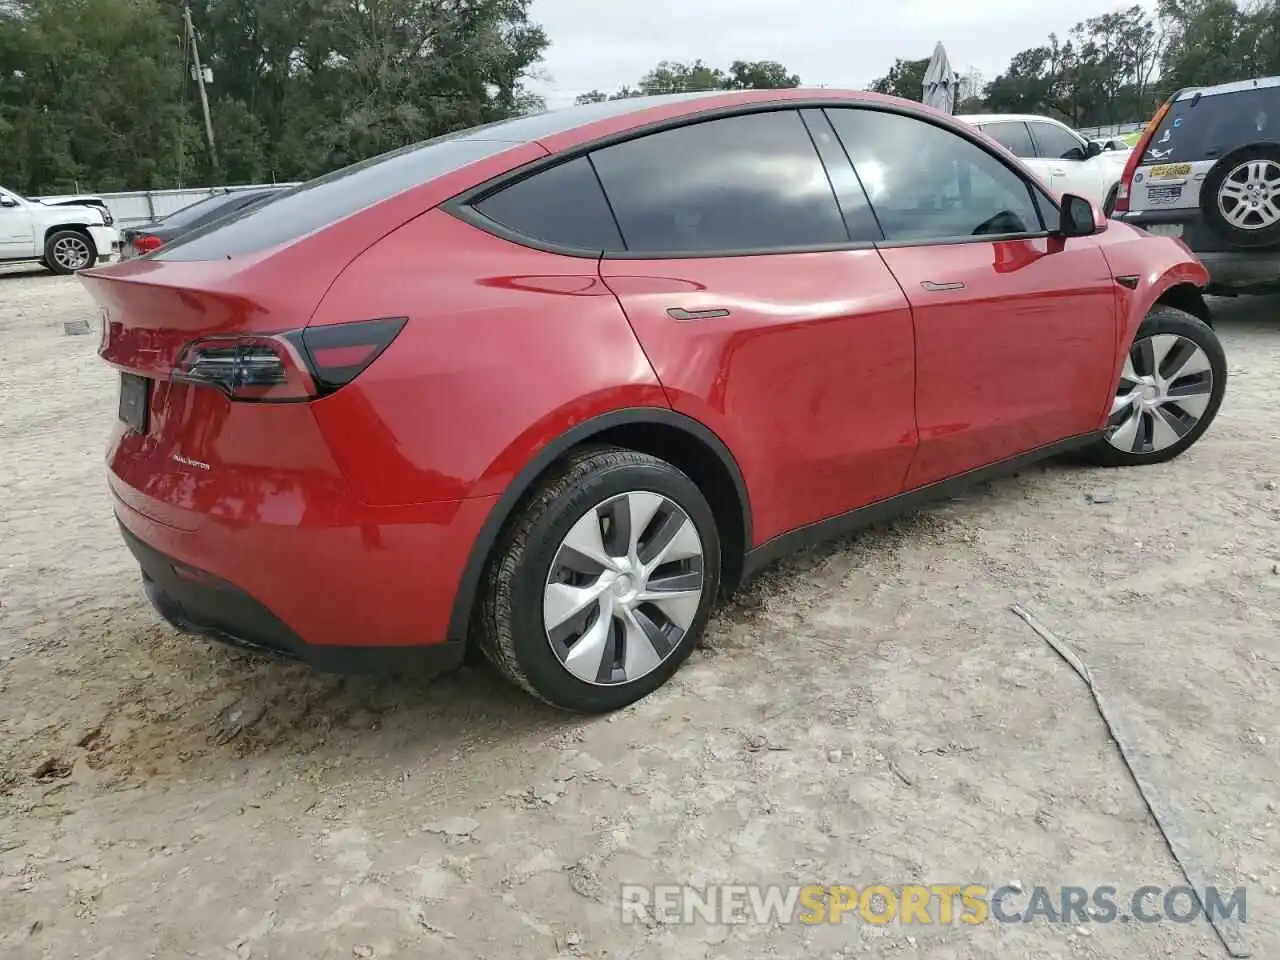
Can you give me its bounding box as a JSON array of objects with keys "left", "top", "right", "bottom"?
[
  {"left": 1144, "top": 87, "right": 1280, "bottom": 164},
  {"left": 473, "top": 156, "right": 623, "bottom": 251},
  {"left": 589, "top": 110, "right": 849, "bottom": 254},
  {"left": 1027, "top": 121, "right": 1087, "bottom": 161},
  {"left": 980, "top": 122, "right": 1035, "bottom": 158},
  {"left": 156, "top": 135, "right": 521, "bottom": 262}
]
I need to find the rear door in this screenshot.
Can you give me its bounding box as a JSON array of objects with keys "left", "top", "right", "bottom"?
[
  {"left": 585, "top": 108, "right": 919, "bottom": 544},
  {"left": 979, "top": 120, "right": 1051, "bottom": 184},
  {"left": 825, "top": 106, "right": 1118, "bottom": 488},
  {"left": 1026, "top": 119, "right": 1097, "bottom": 202}
]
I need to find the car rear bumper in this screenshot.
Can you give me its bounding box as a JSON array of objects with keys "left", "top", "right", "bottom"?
[
  {"left": 112, "top": 478, "right": 499, "bottom": 673},
  {"left": 1115, "top": 209, "right": 1280, "bottom": 292}
]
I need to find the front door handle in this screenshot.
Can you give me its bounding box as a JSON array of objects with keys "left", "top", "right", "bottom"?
[
  {"left": 1050, "top": 167, "right": 1067, "bottom": 176},
  {"left": 920, "top": 280, "right": 965, "bottom": 292},
  {"left": 667, "top": 307, "right": 731, "bottom": 321}
]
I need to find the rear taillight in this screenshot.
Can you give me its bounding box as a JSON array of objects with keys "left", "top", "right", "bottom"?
[
  {"left": 1116, "top": 98, "right": 1173, "bottom": 213},
  {"left": 133, "top": 234, "right": 163, "bottom": 255},
  {"left": 172, "top": 317, "right": 405, "bottom": 403}
]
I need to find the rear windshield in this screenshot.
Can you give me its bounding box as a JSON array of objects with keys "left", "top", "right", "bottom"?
[
  {"left": 154, "top": 134, "right": 522, "bottom": 262},
  {"left": 160, "top": 193, "right": 239, "bottom": 229},
  {"left": 1143, "top": 86, "right": 1280, "bottom": 165}
]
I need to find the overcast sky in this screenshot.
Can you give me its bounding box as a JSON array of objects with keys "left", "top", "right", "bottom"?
[{"left": 527, "top": 0, "right": 1160, "bottom": 108}]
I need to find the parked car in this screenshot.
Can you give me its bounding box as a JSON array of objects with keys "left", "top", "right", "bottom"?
[
  {"left": 0, "top": 185, "right": 119, "bottom": 273},
  {"left": 1113, "top": 76, "right": 1280, "bottom": 295},
  {"left": 85, "top": 89, "right": 1224, "bottom": 713},
  {"left": 959, "top": 113, "right": 1131, "bottom": 212},
  {"left": 120, "top": 188, "right": 284, "bottom": 259}
]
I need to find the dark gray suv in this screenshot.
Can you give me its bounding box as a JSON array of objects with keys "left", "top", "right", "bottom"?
[{"left": 1115, "top": 76, "right": 1280, "bottom": 295}]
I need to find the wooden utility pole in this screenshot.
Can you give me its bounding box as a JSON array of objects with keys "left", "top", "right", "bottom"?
[{"left": 183, "top": 3, "right": 217, "bottom": 167}]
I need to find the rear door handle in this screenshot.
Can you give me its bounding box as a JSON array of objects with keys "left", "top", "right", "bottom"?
[
  {"left": 920, "top": 280, "right": 965, "bottom": 292},
  {"left": 1050, "top": 167, "right": 1067, "bottom": 175},
  {"left": 667, "top": 307, "right": 731, "bottom": 321}
]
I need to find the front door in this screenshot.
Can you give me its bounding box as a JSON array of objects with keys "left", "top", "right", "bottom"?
[
  {"left": 826, "top": 106, "right": 1118, "bottom": 488},
  {"left": 0, "top": 191, "right": 35, "bottom": 259},
  {"left": 587, "top": 109, "right": 919, "bottom": 544}
]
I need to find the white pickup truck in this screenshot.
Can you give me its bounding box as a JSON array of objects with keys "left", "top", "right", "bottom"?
[{"left": 0, "top": 186, "right": 120, "bottom": 274}]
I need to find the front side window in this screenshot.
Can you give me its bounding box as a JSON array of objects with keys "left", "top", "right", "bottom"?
[
  {"left": 980, "top": 121, "right": 1035, "bottom": 159},
  {"left": 1027, "top": 121, "right": 1087, "bottom": 161},
  {"left": 589, "top": 110, "right": 849, "bottom": 254},
  {"left": 825, "top": 108, "right": 1043, "bottom": 243}
]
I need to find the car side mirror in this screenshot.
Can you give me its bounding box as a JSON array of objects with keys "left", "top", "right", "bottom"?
[
  {"left": 1056, "top": 193, "right": 1102, "bottom": 238},
  {"left": 1086, "top": 140, "right": 1104, "bottom": 158},
  {"left": 0, "top": 196, "right": 18, "bottom": 208}
]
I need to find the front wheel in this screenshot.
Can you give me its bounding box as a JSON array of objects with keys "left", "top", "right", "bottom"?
[
  {"left": 1080, "top": 305, "right": 1226, "bottom": 467},
  {"left": 477, "top": 447, "right": 721, "bottom": 713},
  {"left": 44, "top": 230, "right": 96, "bottom": 275}
]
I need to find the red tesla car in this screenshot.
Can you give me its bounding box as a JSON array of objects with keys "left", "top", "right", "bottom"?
[{"left": 85, "top": 89, "right": 1226, "bottom": 713}]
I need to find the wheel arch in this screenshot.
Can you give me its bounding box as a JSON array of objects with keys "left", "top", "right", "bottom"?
[
  {"left": 44, "top": 223, "right": 97, "bottom": 252},
  {"left": 446, "top": 407, "right": 753, "bottom": 642},
  {"left": 1154, "top": 281, "right": 1211, "bottom": 327}
]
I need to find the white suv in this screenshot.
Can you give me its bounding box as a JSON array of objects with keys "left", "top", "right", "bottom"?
[
  {"left": 958, "top": 113, "right": 1131, "bottom": 213},
  {"left": 0, "top": 186, "right": 119, "bottom": 274}
]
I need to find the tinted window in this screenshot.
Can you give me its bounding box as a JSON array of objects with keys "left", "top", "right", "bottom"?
[
  {"left": 825, "top": 108, "right": 1043, "bottom": 243},
  {"left": 1028, "top": 121, "right": 1087, "bottom": 161},
  {"left": 590, "top": 110, "right": 848, "bottom": 254},
  {"left": 161, "top": 194, "right": 239, "bottom": 229},
  {"left": 979, "top": 121, "right": 1035, "bottom": 158},
  {"left": 799, "top": 108, "right": 883, "bottom": 243},
  {"left": 473, "top": 156, "right": 623, "bottom": 250},
  {"left": 156, "top": 135, "right": 522, "bottom": 262},
  {"left": 1144, "top": 87, "right": 1280, "bottom": 164}
]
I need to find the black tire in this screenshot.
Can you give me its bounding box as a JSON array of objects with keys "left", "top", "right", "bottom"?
[
  {"left": 43, "top": 229, "right": 96, "bottom": 275},
  {"left": 1200, "top": 142, "right": 1280, "bottom": 249},
  {"left": 1079, "top": 305, "right": 1226, "bottom": 468},
  {"left": 1103, "top": 184, "right": 1119, "bottom": 217},
  {"left": 477, "top": 446, "right": 722, "bottom": 713}
]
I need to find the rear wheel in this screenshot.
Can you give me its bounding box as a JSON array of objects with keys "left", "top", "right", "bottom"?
[
  {"left": 477, "top": 447, "right": 721, "bottom": 713},
  {"left": 44, "top": 229, "right": 96, "bottom": 275},
  {"left": 1080, "top": 306, "right": 1226, "bottom": 467},
  {"left": 1201, "top": 144, "right": 1280, "bottom": 249}
]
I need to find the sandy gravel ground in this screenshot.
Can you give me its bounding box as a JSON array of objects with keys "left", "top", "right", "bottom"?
[{"left": 1, "top": 263, "right": 1278, "bottom": 960}]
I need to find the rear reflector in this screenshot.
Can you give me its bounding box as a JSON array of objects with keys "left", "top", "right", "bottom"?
[{"left": 172, "top": 317, "right": 405, "bottom": 403}]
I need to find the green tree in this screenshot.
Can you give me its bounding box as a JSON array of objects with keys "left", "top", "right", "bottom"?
[
  {"left": 868, "top": 57, "right": 930, "bottom": 101},
  {"left": 575, "top": 57, "right": 801, "bottom": 104}
]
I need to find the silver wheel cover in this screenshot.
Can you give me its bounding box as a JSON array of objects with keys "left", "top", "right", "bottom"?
[
  {"left": 51, "top": 235, "right": 91, "bottom": 271},
  {"left": 1106, "top": 333, "right": 1214, "bottom": 455},
  {"left": 1218, "top": 158, "right": 1280, "bottom": 231},
  {"left": 544, "top": 491, "right": 706, "bottom": 686}
]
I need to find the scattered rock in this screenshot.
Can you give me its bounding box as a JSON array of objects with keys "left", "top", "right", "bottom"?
[
  {"left": 1007, "top": 881, "right": 1023, "bottom": 893},
  {"left": 1076, "top": 925, "right": 1092, "bottom": 937},
  {"left": 565, "top": 931, "right": 582, "bottom": 946},
  {"left": 828, "top": 749, "right": 843, "bottom": 763},
  {"left": 32, "top": 757, "right": 72, "bottom": 781},
  {"left": 62, "top": 319, "right": 91, "bottom": 337},
  {"left": 352, "top": 946, "right": 374, "bottom": 959},
  {"left": 1266, "top": 885, "right": 1278, "bottom": 896},
  {"left": 423, "top": 816, "right": 479, "bottom": 838},
  {"left": 1086, "top": 492, "right": 1115, "bottom": 505},
  {"left": 1264, "top": 480, "right": 1278, "bottom": 492}
]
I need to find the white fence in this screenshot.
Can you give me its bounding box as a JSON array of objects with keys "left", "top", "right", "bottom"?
[{"left": 41, "top": 183, "right": 300, "bottom": 228}]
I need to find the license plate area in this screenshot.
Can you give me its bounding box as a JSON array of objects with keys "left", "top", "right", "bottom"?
[{"left": 119, "top": 372, "right": 151, "bottom": 433}]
